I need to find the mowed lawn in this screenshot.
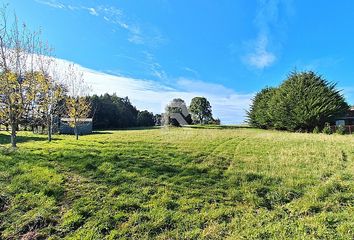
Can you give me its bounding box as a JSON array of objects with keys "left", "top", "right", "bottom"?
[{"left": 0, "top": 128, "right": 353, "bottom": 239}]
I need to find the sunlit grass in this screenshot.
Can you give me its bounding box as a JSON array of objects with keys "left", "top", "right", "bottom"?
[{"left": 0, "top": 128, "right": 353, "bottom": 239}]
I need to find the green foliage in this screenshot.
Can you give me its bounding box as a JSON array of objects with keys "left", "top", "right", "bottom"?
[
  {"left": 153, "top": 114, "right": 162, "bottom": 126},
  {"left": 322, "top": 122, "right": 333, "bottom": 135},
  {"left": 0, "top": 130, "right": 354, "bottom": 239},
  {"left": 137, "top": 110, "right": 155, "bottom": 127},
  {"left": 336, "top": 125, "right": 346, "bottom": 135},
  {"left": 248, "top": 71, "right": 349, "bottom": 131},
  {"left": 247, "top": 87, "right": 277, "bottom": 129},
  {"left": 89, "top": 94, "right": 139, "bottom": 129},
  {"left": 90, "top": 94, "right": 157, "bottom": 129},
  {"left": 189, "top": 97, "right": 213, "bottom": 124},
  {"left": 164, "top": 98, "right": 192, "bottom": 126},
  {"left": 313, "top": 126, "right": 321, "bottom": 134}
]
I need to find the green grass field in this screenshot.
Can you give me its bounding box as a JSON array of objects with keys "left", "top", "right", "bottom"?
[{"left": 0, "top": 128, "right": 353, "bottom": 239}]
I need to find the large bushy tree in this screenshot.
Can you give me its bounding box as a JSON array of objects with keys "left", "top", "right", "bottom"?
[
  {"left": 189, "top": 97, "right": 213, "bottom": 124},
  {"left": 164, "top": 98, "right": 191, "bottom": 126},
  {"left": 248, "top": 71, "right": 349, "bottom": 131},
  {"left": 247, "top": 87, "right": 277, "bottom": 129},
  {"left": 272, "top": 71, "right": 348, "bottom": 131}
]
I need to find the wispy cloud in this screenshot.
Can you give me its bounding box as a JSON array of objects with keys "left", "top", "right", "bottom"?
[
  {"left": 182, "top": 67, "right": 200, "bottom": 78},
  {"left": 243, "top": 34, "right": 276, "bottom": 69},
  {"left": 34, "top": 0, "right": 165, "bottom": 47},
  {"left": 176, "top": 78, "right": 235, "bottom": 96},
  {"left": 112, "top": 52, "right": 169, "bottom": 82},
  {"left": 96, "top": 5, "right": 143, "bottom": 42},
  {"left": 242, "top": 0, "right": 293, "bottom": 69},
  {"left": 143, "top": 51, "right": 168, "bottom": 80},
  {"left": 35, "top": 0, "right": 65, "bottom": 9},
  {"left": 87, "top": 7, "right": 98, "bottom": 16},
  {"left": 296, "top": 57, "right": 343, "bottom": 72}
]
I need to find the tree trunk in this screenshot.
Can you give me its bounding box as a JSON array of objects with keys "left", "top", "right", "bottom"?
[
  {"left": 10, "top": 122, "right": 17, "bottom": 148},
  {"left": 48, "top": 118, "right": 52, "bottom": 142},
  {"left": 74, "top": 121, "right": 79, "bottom": 140}
]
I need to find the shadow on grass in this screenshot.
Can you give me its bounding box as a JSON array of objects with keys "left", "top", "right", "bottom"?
[
  {"left": 185, "top": 125, "right": 251, "bottom": 130},
  {"left": 93, "top": 126, "right": 161, "bottom": 132},
  {"left": 0, "top": 133, "right": 49, "bottom": 144},
  {"left": 91, "top": 131, "right": 114, "bottom": 135}
]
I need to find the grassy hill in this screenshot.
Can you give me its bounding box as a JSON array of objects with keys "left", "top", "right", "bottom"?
[{"left": 0, "top": 128, "right": 353, "bottom": 239}]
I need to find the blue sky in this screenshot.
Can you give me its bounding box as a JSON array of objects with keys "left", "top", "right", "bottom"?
[{"left": 6, "top": 0, "right": 354, "bottom": 123}]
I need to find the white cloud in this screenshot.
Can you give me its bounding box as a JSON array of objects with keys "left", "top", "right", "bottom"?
[
  {"left": 88, "top": 7, "right": 99, "bottom": 16},
  {"left": 242, "top": 0, "right": 293, "bottom": 69},
  {"left": 54, "top": 58, "right": 252, "bottom": 124},
  {"left": 243, "top": 35, "right": 276, "bottom": 69}
]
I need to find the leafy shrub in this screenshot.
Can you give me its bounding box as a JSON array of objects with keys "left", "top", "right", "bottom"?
[
  {"left": 336, "top": 125, "right": 346, "bottom": 135},
  {"left": 313, "top": 126, "right": 320, "bottom": 134},
  {"left": 322, "top": 123, "right": 332, "bottom": 135}
]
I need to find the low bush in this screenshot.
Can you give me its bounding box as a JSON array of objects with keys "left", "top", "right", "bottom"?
[
  {"left": 322, "top": 123, "right": 333, "bottom": 135},
  {"left": 313, "top": 126, "right": 321, "bottom": 134},
  {"left": 336, "top": 125, "right": 346, "bottom": 135}
]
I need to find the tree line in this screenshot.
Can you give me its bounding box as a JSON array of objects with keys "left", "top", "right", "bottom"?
[
  {"left": 89, "top": 93, "right": 156, "bottom": 129},
  {"left": 247, "top": 71, "right": 349, "bottom": 132},
  {"left": 89, "top": 95, "right": 219, "bottom": 129}
]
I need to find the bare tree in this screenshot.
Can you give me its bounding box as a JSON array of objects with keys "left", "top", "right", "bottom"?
[{"left": 64, "top": 64, "right": 91, "bottom": 140}]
